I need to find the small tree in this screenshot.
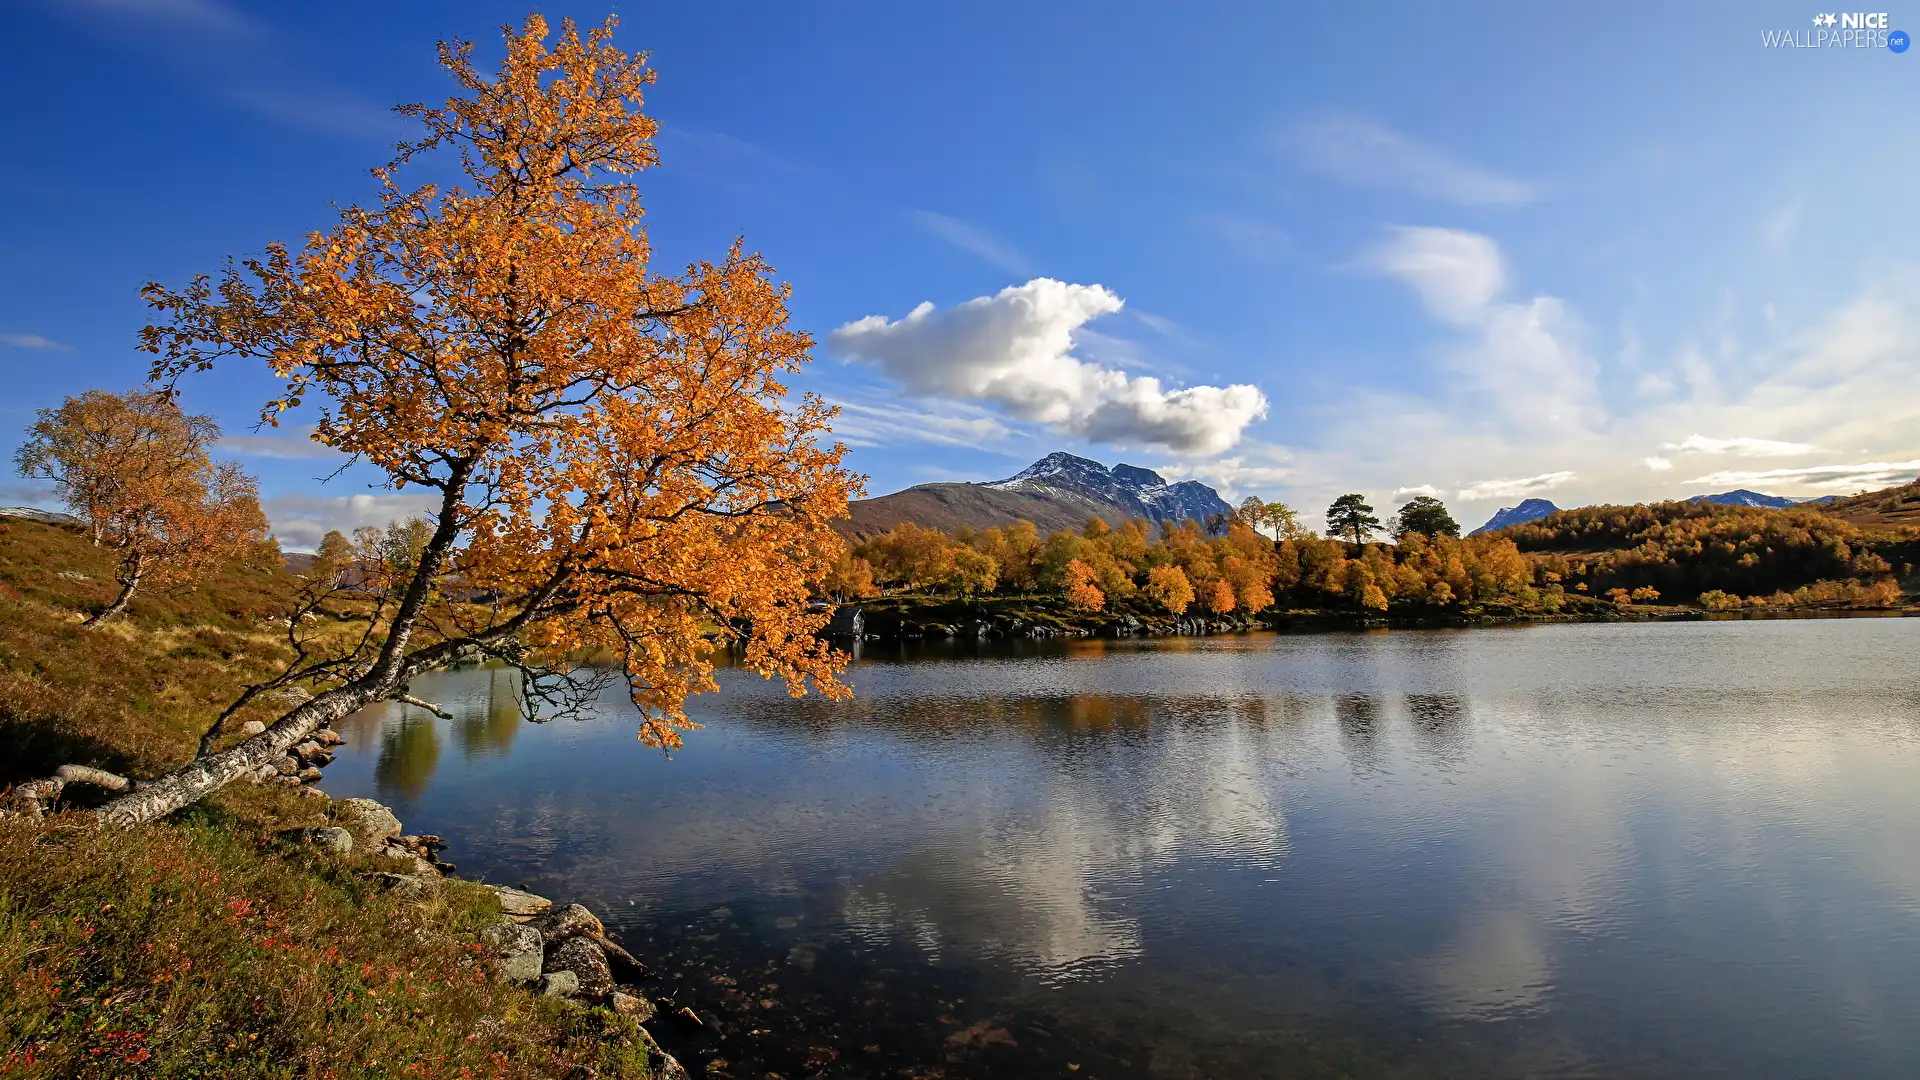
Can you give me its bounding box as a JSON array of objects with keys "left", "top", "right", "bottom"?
[
  {"left": 1144, "top": 564, "right": 1194, "bottom": 614},
  {"left": 15, "top": 389, "right": 268, "bottom": 624},
  {"left": 1390, "top": 495, "right": 1459, "bottom": 538},
  {"left": 1201, "top": 578, "right": 1236, "bottom": 614},
  {"left": 100, "top": 15, "right": 858, "bottom": 827},
  {"left": 1236, "top": 496, "right": 1301, "bottom": 540},
  {"left": 1063, "top": 558, "right": 1104, "bottom": 611},
  {"left": 1326, "top": 494, "right": 1381, "bottom": 550}
]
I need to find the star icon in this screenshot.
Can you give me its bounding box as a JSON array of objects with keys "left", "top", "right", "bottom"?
[{"left": 1815, "top": 12, "right": 1838, "bottom": 26}]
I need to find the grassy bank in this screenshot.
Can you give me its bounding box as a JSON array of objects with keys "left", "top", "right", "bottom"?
[{"left": 0, "top": 518, "right": 656, "bottom": 1079}]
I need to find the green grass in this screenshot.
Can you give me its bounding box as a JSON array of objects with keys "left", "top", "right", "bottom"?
[{"left": 0, "top": 519, "right": 658, "bottom": 1078}]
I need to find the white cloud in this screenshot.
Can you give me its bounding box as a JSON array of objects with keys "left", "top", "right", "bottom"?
[
  {"left": 830, "top": 279, "right": 1268, "bottom": 455},
  {"left": 1683, "top": 460, "right": 1920, "bottom": 492},
  {"left": 1457, "top": 471, "right": 1577, "bottom": 502},
  {"left": 1363, "top": 226, "right": 1506, "bottom": 324},
  {"left": 1364, "top": 228, "right": 1598, "bottom": 431},
  {"left": 216, "top": 425, "right": 347, "bottom": 461},
  {"left": 261, "top": 491, "right": 441, "bottom": 552},
  {"left": 1643, "top": 456, "right": 1674, "bottom": 471},
  {"left": 0, "top": 332, "right": 70, "bottom": 350},
  {"left": 1662, "top": 434, "right": 1817, "bottom": 457},
  {"left": 826, "top": 399, "right": 1017, "bottom": 451},
  {"left": 907, "top": 211, "right": 1031, "bottom": 276},
  {"left": 1282, "top": 114, "right": 1534, "bottom": 205},
  {"left": 1391, "top": 485, "right": 1443, "bottom": 502},
  {"left": 1157, "top": 447, "right": 1295, "bottom": 502}
]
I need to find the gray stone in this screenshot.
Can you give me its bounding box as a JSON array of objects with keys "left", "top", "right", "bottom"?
[
  {"left": 296, "top": 766, "right": 324, "bottom": 784},
  {"left": 537, "top": 970, "right": 580, "bottom": 997},
  {"left": 239, "top": 720, "right": 267, "bottom": 736},
  {"left": 609, "top": 991, "right": 656, "bottom": 1023},
  {"left": 535, "top": 903, "right": 605, "bottom": 945},
  {"left": 310, "top": 826, "right": 353, "bottom": 856},
  {"left": 373, "top": 872, "right": 440, "bottom": 901},
  {"left": 486, "top": 883, "right": 553, "bottom": 920},
  {"left": 335, "top": 798, "right": 402, "bottom": 849},
  {"left": 547, "top": 936, "right": 614, "bottom": 999},
  {"left": 294, "top": 785, "right": 328, "bottom": 801},
  {"left": 483, "top": 922, "right": 545, "bottom": 983}
]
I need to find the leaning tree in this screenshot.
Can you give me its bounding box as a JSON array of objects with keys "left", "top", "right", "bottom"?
[{"left": 76, "top": 15, "right": 859, "bottom": 827}]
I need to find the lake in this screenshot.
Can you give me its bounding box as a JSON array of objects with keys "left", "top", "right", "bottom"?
[{"left": 324, "top": 617, "right": 1920, "bottom": 1079}]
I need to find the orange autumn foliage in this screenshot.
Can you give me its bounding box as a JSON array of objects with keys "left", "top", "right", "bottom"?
[
  {"left": 1063, "top": 558, "right": 1105, "bottom": 611},
  {"left": 14, "top": 389, "right": 268, "bottom": 625},
  {"left": 140, "top": 15, "right": 857, "bottom": 750}
]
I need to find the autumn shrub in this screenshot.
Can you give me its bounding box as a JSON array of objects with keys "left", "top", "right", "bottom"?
[{"left": 0, "top": 808, "right": 650, "bottom": 1079}]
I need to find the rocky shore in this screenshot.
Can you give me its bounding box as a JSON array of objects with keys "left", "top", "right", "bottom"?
[{"left": 257, "top": 724, "right": 693, "bottom": 1080}]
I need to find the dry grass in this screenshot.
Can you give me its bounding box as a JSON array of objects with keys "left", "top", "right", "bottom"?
[{"left": 0, "top": 518, "right": 657, "bottom": 1078}]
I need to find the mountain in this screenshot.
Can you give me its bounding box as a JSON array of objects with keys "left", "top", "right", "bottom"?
[
  {"left": 1470, "top": 498, "right": 1560, "bottom": 535},
  {"left": 1689, "top": 489, "right": 1796, "bottom": 509},
  {"left": 839, "top": 452, "right": 1234, "bottom": 541}
]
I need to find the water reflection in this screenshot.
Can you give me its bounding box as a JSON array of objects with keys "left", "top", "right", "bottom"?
[{"left": 324, "top": 619, "right": 1920, "bottom": 1079}]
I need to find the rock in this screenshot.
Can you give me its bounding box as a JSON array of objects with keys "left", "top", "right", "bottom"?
[
  {"left": 292, "top": 740, "right": 322, "bottom": 761},
  {"left": 274, "top": 756, "right": 299, "bottom": 776},
  {"left": 313, "top": 728, "right": 345, "bottom": 747},
  {"left": 671, "top": 1006, "right": 707, "bottom": 1031},
  {"left": 538, "top": 970, "right": 580, "bottom": 997},
  {"left": 294, "top": 785, "right": 328, "bottom": 801},
  {"left": 631, "top": 1026, "right": 690, "bottom": 1080},
  {"left": 240, "top": 720, "right": 267, "bottom": 736},
  {"left": 547, "top": 936, "right": 614, "bottom": 999},
  {"left": 535, "top": 903, "right": 605, "bottom": 945},
  {"left": 486, "top": 883, "right": 553, "bottom": 920},
  {"left": 483, "top": 922, "right": 544, "bottom": 983},
  {"left": 373, "top": 872, "right": 440, "bottom": 901},
  {"left": 296, "top": 766, "right": 324, "bottom": 784},
  {"left": 609, "top": 991, "right": 656, "bottom": 1023},
  {"left": 307, "top": 749, "right": 334, "bottom": 767},
  {"left": 310, "top": 826, "right": 353, "bottom": 856},
  {"left": 335, "top": 798, "right": 402, "bottom": 849},
  {"left": 383, "top": 847, "right": 438, "bottom": 876}
]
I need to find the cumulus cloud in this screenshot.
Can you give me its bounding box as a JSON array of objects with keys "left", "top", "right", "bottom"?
[
  {"left": 1282, "top": 114, "right": 1534, "bottom": 206},
  {"left": 1457, "top": 471, "right": 1577, "bottom": 502},
  {"left": 1683, "top": 460, "right": 1920, "bottom": 492},
  {"left": 907, "top": 210, "right": 1031, "bottom": 275},
  {"left": 1392, "top": 485, "right": 1443, "bottom": 502},
  {"left": 261, "top": 491, "right": 441, "bottom": 551},
  {"left": 830, "top": 279, "right": 1268, "bottom": 455},
  {"left": 0, "top": 332, "right": 69, "bottom": 350},
  {"left": 1663, "top": 434, "right": 1817, "bottom": 457},
  {"left": 1643, "top": 456, "right": 1674, "bottom": 471}
]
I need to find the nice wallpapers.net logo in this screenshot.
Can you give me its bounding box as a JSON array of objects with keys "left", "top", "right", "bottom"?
[{"left": 1762, "top": 11, "right": 1911, "bottom": 49}]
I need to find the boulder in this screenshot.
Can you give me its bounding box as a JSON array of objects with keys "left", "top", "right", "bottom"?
[
  {"left": 486, "top": 883, "right": 553, "bottom": 921},
  {"left": 274, "top": 756, "right": 299, "bottom": 777},
  {"left": 546, "top": 936, "right": 614, "bottom": 999},
  {"left": 538, "top": 970, "right": 580, "bottom": 997},
  {"left": 373, "top": 872, "right": 439, "bottom": 901},
  {"left": 292, "top": 740, "right": 323, "bottom": 761},
  {"left": 294, "top": 785, "right": 328, "bottom": 801},
  {"left": 239, "top": 720, "right": 267, "bottom": 736},
  {"left": 296, "top": 766, "right": 324, "bottom": 784},
  {"left": 310, "top": 826, "right": 353, "bottom": 856},
  {"left": 335, "top": 798, "right": 402, "bottom": 849},
  {"left": 313, "top": 728, "right": 345, "bottom": 747},
  {"left": 535, "top": 903, "right": 605, "bottom": 945},
  {"left": 483, "top": 922, "right": 545, "bottom": 983},
  {"left": 609, "top": 991, "right": 656, "bottom": 1023}
]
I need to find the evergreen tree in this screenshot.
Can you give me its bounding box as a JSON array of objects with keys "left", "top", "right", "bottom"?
[
  {"left": 1391, "top": 495, "right": 1460, "bottom": 538},
  {"left": 1326, "top": 494, "right": 1381, "bottom": 549}
]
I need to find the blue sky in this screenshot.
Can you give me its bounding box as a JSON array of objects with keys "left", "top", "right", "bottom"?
[{"left": 3, "top": 0, "right": 1917, "bottom": 543}]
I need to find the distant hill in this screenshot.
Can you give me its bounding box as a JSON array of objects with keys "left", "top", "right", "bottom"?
[
  {"left": 1469, "top": 498, "right": 1560, "bottom": 535},
  {"left": 1808, "top": 478, "right": 1920, "bottom": 530},
  {"left": 839, "top": 452, "right": 1233, "bottom": 541},
  {"left": 1689, "top": 489, "right": 1797, "bottom": 509}
]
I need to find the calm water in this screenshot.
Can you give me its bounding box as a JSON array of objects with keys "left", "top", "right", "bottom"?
[{"left": 326, "top": 618, "right": 1920, "bottom": 1079}]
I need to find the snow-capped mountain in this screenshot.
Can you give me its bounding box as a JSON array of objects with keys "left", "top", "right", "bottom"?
[
  {"left": 839, "top": 452, "right": 1235, "bottom": 539},
  {"left": 1688, "top": 489, "right": 1796, "bottom": 509},
  {"left": 987, "top": 452, "right": 1233, "bottom": 525},
  {"left": 1469, "top": 499, "right": 1560, "bottom": 535}
]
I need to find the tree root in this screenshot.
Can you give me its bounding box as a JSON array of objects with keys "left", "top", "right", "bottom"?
[{"left": 2, "top": 766, "right": 138, "bottom": 817}]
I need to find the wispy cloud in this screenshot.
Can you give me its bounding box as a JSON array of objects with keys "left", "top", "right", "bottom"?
[
  {"left": 1662, "top": 434, "right": 1816, "bottom": 457},
  {"left": 216, "top": 426, "right": 347, "bottom": 461},
  {"left": 1391, "top": 485, "right": 1442, "bottom": 502},
  {"left": 907, "top": 211, "right": 1031, "bottom": 276},
  {"left": 0, "top": 332, "right": 70, "bottom": 350},
  {"left": 1457, "top": 471, "right": 1577, "bottom": 502},
  {"left": 1281, "top": 114, "right": 1534, "bottom": 206},
  {"left": 1683, "top": 460, "right": 1920, "bottom": 491},
  {"left": 827, "top": 399, "right": 1019, "bottom": 451}
]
